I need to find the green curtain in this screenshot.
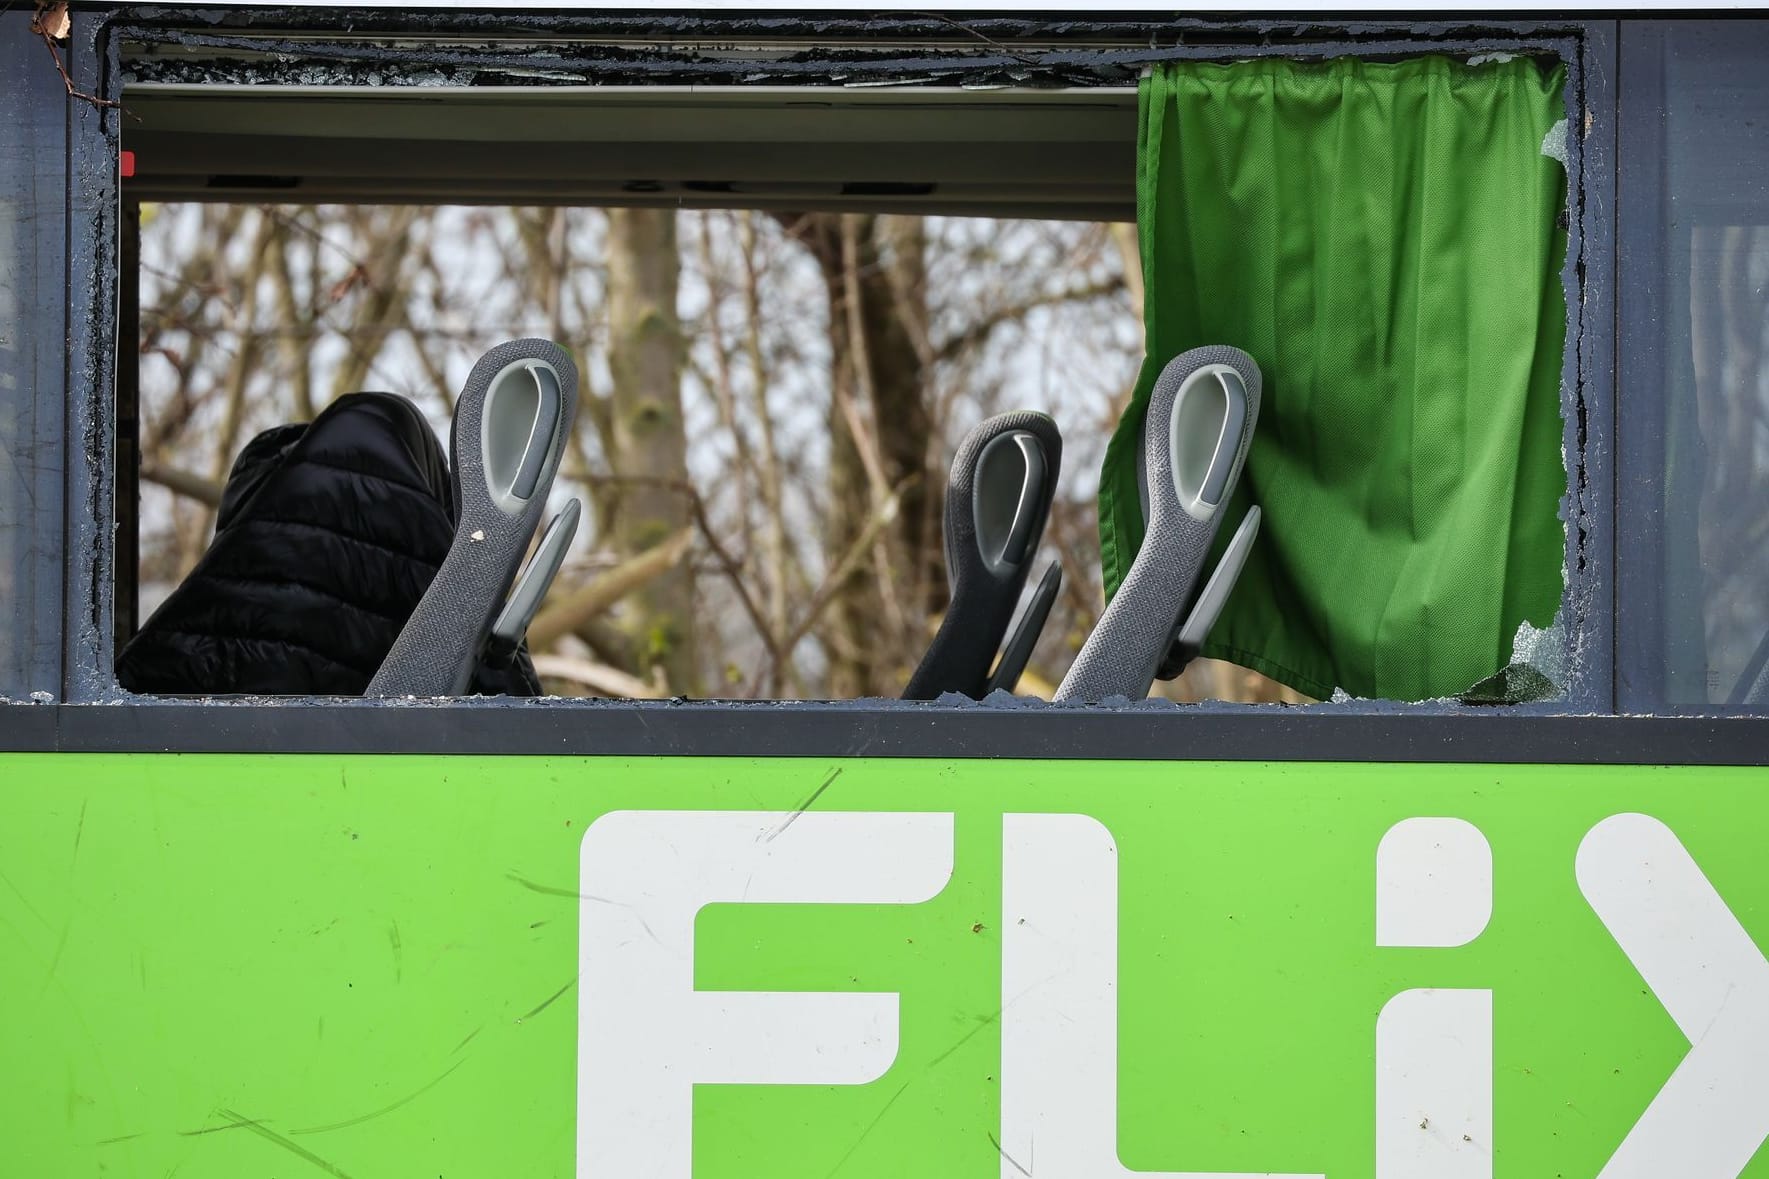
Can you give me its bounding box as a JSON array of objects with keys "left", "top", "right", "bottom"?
[{"left": 1101, "top": 56, "right": 1568, "bottom": 701}]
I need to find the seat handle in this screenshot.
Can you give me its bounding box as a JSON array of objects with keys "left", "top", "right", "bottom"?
[
  {"left": 984, "top": 560, "right": 1063, "bottom": 696},
  {"left": 1158, "top": 505, "right": 1261, "bottom": 679},
  {"left": 486, "top": 498, "right": 582, "bottom": 667}
]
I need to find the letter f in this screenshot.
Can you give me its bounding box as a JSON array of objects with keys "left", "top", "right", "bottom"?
[{"left": 577, "top": 810, "right": 954, "bottom": 1178}]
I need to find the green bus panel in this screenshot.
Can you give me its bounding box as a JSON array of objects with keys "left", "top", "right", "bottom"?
[{"left": 2, "top": 754, "right": 1766, "bottom": 1178}]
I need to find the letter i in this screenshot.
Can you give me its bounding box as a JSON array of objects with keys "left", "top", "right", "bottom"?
[{"left": 1374, "top": 818, "right": 1493, "bottom": 1179}]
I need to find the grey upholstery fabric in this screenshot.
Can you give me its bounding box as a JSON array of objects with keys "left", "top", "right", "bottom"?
[{"left": 1056, "top": 345, "right": 1261, "bottom": 703}]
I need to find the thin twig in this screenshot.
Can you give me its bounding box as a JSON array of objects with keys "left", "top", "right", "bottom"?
[
  {"left": 34, "top": 4, "right": 121, "bottom": 112},
  {"left": 577, "top": 473, "right": 786, "bottom": 686},
  {"left": 746, "top": 479, "right": 910, "bottom": 697},
  {"left": 529, "top": 654, "right": 664, "bottom": 700},
  {"left": 738, "top": 211, "right": 796, "bottom": 655},
  {"left": 932, "top": 276, "right": 1127, "bottom": 364}
]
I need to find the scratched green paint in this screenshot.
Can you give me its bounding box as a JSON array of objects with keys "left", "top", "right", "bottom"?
[{"left": 1, "top": 755, "right": 1767, "bottom": 1178}]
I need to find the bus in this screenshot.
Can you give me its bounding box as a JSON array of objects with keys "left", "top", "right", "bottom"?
[{"left": 2, "top": 4, "right": 1766, "bottom": 1176}]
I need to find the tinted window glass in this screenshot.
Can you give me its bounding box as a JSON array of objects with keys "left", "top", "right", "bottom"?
[{"left": 1623, "top": 21, "right": 1769, "bottom": 709}]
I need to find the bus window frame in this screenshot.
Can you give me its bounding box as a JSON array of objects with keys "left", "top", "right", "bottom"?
[
  {"left": 11, "top": 9, "right": 1761, "bottom": 759},
  {"left": 0, "top": 15, "right": 74, "bottom": 704}
]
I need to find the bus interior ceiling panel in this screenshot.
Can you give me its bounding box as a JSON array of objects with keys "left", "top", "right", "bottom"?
[{"left": 122, "top": 84, "right": 1140, "bottom": 217}]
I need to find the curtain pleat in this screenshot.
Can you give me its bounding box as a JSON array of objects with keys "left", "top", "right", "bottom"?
[{"left": 1101, "top": 56, "right": 1568, "bottom": 700}]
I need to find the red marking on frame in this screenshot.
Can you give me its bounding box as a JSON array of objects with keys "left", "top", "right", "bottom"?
[{"left": 121, "top": 150, "right": 135, "bottom": 178}]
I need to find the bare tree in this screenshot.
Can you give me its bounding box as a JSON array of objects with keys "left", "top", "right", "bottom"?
[
  {"left": 769, "top": 212, "right": 931, "bottom": 696},
  {"left": 605, "top": 208, "right": 697, "bottom": 694}
]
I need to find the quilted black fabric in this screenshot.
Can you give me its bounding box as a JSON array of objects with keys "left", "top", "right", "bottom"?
[{"left": 117, "top": 392, "right": 539, "bottom": 697}]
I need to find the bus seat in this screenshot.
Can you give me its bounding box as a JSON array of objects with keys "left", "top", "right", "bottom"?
[
  {"left": 1056, "top": 345, "right": 1262, "bottom": 703},
  {"left": 367, "top": 339, "right": 579, "bottom": 698},
  {"left": 903, "top": 411, "right": 1062, "bottom": 700}
]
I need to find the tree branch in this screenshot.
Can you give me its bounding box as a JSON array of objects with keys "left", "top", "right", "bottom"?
[
  {"left": 530, "top": 653, "right": 665, "bottom": 700},
  {"left": 747, "top": 480, "right": 908, "bottom": 697},
  {"left": 34, "top": 3, "right": 121, "bottom": 112},
  {"left": 577, "top": 472, "right": 786, "bottom": 686},
  {"left": 141, "top": 463, "right": 224, "bottom": 508},
  {"left": 931, "top": 276, "right": 1126, "bottom": 365}
]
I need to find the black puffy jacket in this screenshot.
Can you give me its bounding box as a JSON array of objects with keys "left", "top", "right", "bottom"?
[{"left": 117, "top": 392, "right": 539, "bottom": 696}]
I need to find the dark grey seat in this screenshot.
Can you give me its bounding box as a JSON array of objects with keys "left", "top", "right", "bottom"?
[
  {"left": 903, "top": 410, "right": 1063, "bottom": 700},
  {"left": 367, "top": 338, "right": 581, "bottom": 698}
]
